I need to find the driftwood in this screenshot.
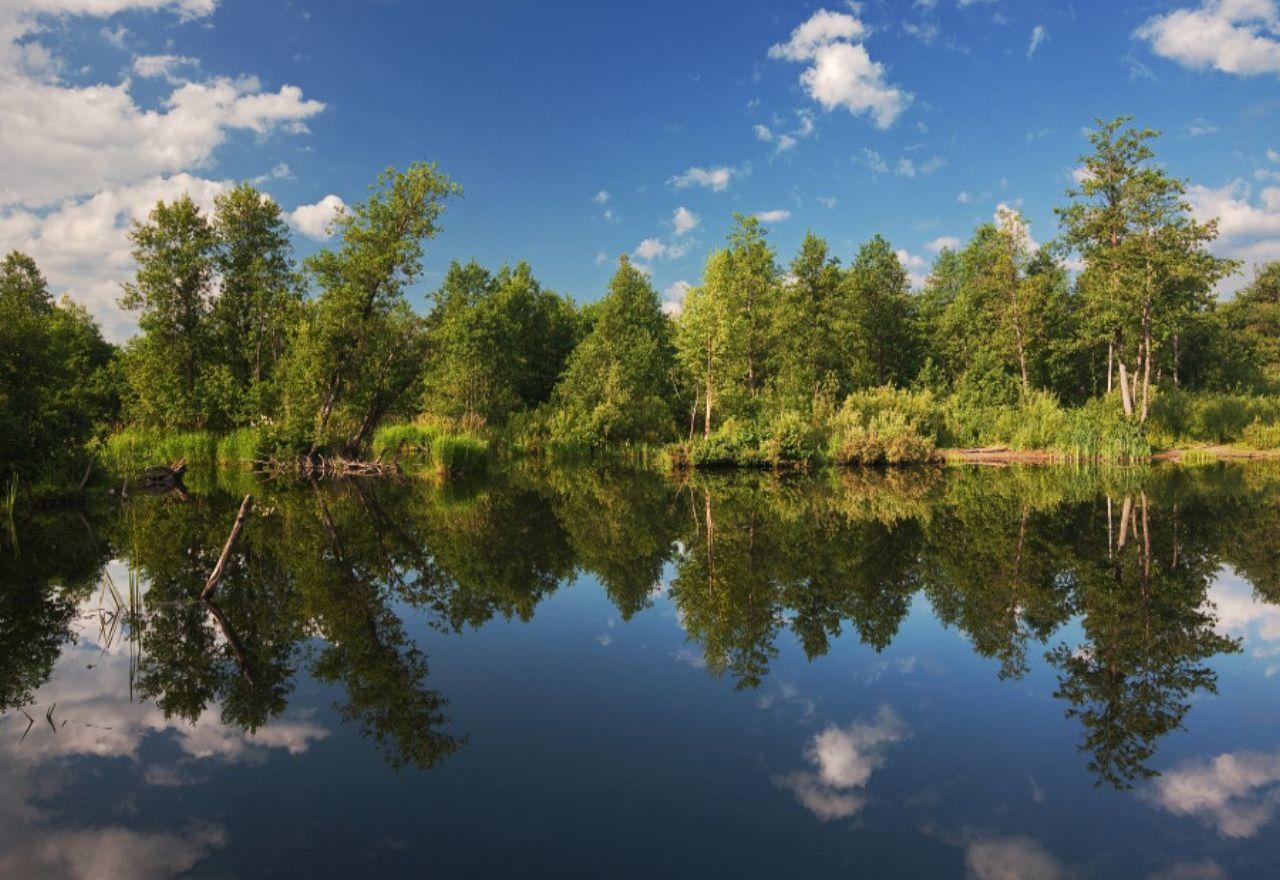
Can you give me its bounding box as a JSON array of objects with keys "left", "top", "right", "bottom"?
[
  {"left": 261, "top": 454, "right": 399, "bottom": 479},
  {"left": 140, "top": 458, "right": 187, "bottom": 490},
  {"left": 200, "top": 494, "right": 253, "bottom": 600}
]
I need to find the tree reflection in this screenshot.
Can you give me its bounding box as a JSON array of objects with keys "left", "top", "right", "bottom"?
[{"left": 0, "top": 461, "right": 1273, "bottom": 788}]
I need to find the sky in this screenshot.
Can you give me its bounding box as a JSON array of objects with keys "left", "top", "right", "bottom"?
[{"left": 2, "top": 0, "right": 1280, "bottom": 339}]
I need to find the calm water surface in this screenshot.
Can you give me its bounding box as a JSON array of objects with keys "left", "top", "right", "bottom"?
[{"left": 3, "top": 463, "right": 1280, "bottom": 878}]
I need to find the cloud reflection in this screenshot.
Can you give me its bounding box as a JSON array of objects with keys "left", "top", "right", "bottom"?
[
  {"left": 1146, "top": 748, "right": 1280, "bottom": 838},
  {"left": 774, "top": 705, "right": 908, "bottom": 821}
]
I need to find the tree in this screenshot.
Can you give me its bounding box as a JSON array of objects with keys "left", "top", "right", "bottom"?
[
  {"left": 769, "top": 231, "right": 844, "bottom": 407},
  {"left": 1057, "top": 117, "right": 1236, "bottom": 421},
  {"left": 209, "top": 183, "right": 303, "bottom": 417},
  {"left": 281, "top": 163, "right": 461, "bottom": 455},
  {"left": 549, "top": 256, "right": 676, "bottom": 446},
  {"left": 842, "top": 234, "right": 916, "bottom": 387},
  {"left": 1222, "top": 261, "right": 1280, "bottom": 387},
  {"left": 0, "top": 252, "right": 116, "bottom": 487},
  {"left": 674, "top": 215, "right": 778, "bottom": 435},
  {"left": 119, "top": 195, "right": 220, "bottom": 428}
]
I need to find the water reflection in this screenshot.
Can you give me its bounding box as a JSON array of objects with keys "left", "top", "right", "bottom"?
[{"left": 3, "top": 462, "right": 1280, "bottom": 873}]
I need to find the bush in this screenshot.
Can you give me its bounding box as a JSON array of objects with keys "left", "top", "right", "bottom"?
[
  {"left": 372, "top": 420, "right": 488, "bottom": 477},
  {"left": 1242, "top": 419, "right": 1280, "bottom": 450},
  {"left": 829, "top": 402, "right": 934, "bottom": 465},
  {"left": 759, "top": 410, "right": 821, "bottom": 466}
]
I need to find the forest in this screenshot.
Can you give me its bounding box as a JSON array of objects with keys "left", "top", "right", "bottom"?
[{"left": 6, "top": 116, "right": 1280, "bottom": 500}]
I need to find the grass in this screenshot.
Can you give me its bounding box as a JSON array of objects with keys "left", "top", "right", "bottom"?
[
  {"left": 100, "top": 428, "right": 219, "bottom": 475},
  {"left": 372, "top": 420, "right": 490, "bottom": 478}
]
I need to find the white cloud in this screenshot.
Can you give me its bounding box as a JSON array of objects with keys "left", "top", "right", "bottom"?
[
  {"left": 251, "top": 161, "right": 292, "bottom": 184},
  {"left": 896, "top": 248, "right": 929, "bottom": 287},
  {"left": 965, "top": 837, "right": 1065, "bottom": 880},
  {"left": 957, "top": 189, "right": 972, "bottom": 204},
  {"left": 1136, "top": 0, "right": 1280, "bottom": 77},
  {"left": 594, "top": 251, "right": 609, "bottom": 266},
  {"left": 594, "top": 189, "right": 610, "bottom": 204},
  {"left": 896, "top": 158, "right": 916, "bottom": 178},
  {"left": 861, "top": 147, "right": 889, "bottom": 174},
  {"left": 672, "top": 206, "right": 699, "bottom": 236},
  {"left": 769, "top": 8, "right": 912, "bottom": 129},
  {"left": 816, "top": 195, "right": 838, "bottom": 208},
  {"left": 130, "top": 53, "right": 198, "bottom": 80},
  {"left": 925, "top": 235, "right": 960, "bottom": 252},
  {"left": 1027, "top": 24, "right": 1048, "bottom": 58},
  {"left": 286, "top": 194, "right": 345, "bottom": 241},
  {"left": 0, "top": 173, "right": 228, "bottom": 339},
  {"left": 754, "top": 209, "right": 792, "bottom": 223},
  {"left": 634, "top": 237, "right": 667, "bottom": 261},
  {"left": 1188, "top": 118, "right": 1220, "bottom": 136},
  {"left": 1188, "top": 179, "right": 1280, "bottom": 283},
  {"left": 773, "top": 705, "right": 908, "bottom": 821},
  {"left": 1146, "top": 747, "right": 1280, "bottom": 838},
  {"left": 1269, "top": 147, "right": 1280, "bottom": 162},
  {"left": 669, "top": 165, "right": 734, "bottom": 192},
  {"left": 661, "top": 279, "right": 691, "bottom": 316},
  {"left": 0, "top": 0, "right": 325, "bottom": 336}
]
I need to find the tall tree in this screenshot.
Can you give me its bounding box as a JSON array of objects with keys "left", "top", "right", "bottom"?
[
  {"left": 119, "top": 195, "right": 219, "bottom": 428},
  {"left": 1057, "top": 117, "right": 1236, "bottom": 421},
  {"left": 283, "top": 163, "right": 460, "bottom": 455},
  {"left": 209, "top": 183, "right": 302, "bottom": 416},
  {"left": 550, "top": 256, "right": 675, "bottom": 446},
  {"left": 770, "top": 231, "right": 844, "bottom": 407},
  {"left": 843, "top": 234, "right": 916, "bottom": 387}
]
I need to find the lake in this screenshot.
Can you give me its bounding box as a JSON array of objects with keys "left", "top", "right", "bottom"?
[{"left": 3, "top": 463, "right": 1279, "bottom": 878}]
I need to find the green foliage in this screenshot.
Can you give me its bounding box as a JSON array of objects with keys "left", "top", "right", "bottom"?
[
  {"left": 101, "top": 428, "right": 218, "bottom": 475},
  {"left": 371, "top": 421, "right": 489, "bottom": 477},
  {"left": 280, "top": 163, "right": 460, "bottom": 456},
  {"left": 0, "top": 251, "right": 118, "bottom": 492},
  {"left": 829, "top": 403, "right": 935, "bottom": 465},
  {"left": 1241, "top": 419, "right": 1280, "bottom": 450},
  {"left": 1147, "top": 388, "right": 1280, "bottom": 446},
  {"left": 546, "top": 257, "right": 676, "bottom": 448}
]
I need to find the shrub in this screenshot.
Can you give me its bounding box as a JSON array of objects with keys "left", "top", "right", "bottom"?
[
  {"left": 431, "top": 434, "right": 490, "bottom": 476},
  {"left": 1242, "top": 419, "right": 1280, "bottom": 450},
  {"left": 759, "top": 410, "right": 821, "bottom": 466},
  {"left": 829, "top": 402, "right": 934, "bottom": 465}
]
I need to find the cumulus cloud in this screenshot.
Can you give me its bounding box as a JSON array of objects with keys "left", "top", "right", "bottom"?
[
  {"left": 634, "top": 237, "right": 667, "bottom": 261},
  {"left": 1188, "top": 179, "right": 1280, "bottom": 285},
  {"left": 661, "top": 279, "right": 692, "bottom": 316},
  {"left": 130, "top": 53, "right": 198, "bottom": 80},
  {"left": 754, "top": 209, "right": 792, "bottom": 223},
  {"left": 669, "top": 165, "right": 734, "bottom": 192},
  {"left": 672, "top": 206, "right": 699, "bottom": 236},
  {"left": 1136, "top": 0, "right": 1280, "bottom": 77},
  {"left": 925, "top": 235, "right": 959, "bottom": 252},
  {"left": 286, "top": 194, "right": 346, "bottom": 241},
  {"left": 1145, "top": 747, "right": 1280, "bottom": 838},
  {"left": 0, "top": 0, "right": 325, "bottom": 336},
  {"left": 768, "top": 8, "right": 911, "bottom": 129},
  {"left": 965, "top": 837, "right": 1065, "bottom": 880},
  {"left": 896, "top": 248, "right": 929, "bottom": 287},
  {"left": 773, "top": 705, "right": 908, "bottom": 821}
]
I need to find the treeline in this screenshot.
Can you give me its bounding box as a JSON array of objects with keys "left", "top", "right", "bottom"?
[{"left": 6, "top": 117, "right": 1280, "bottom": 491}]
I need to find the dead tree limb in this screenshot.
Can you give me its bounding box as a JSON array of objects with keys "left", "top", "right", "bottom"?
[{"left": 201, "top": 494, "right": 253, "bottom": 600}]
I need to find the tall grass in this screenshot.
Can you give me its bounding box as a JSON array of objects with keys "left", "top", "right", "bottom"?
[
  {"left": 372, "top": 420, "right": 490, "bottom": 477},
  {"left": 100, "top": 428, "right": 218, "bottom": 475}
]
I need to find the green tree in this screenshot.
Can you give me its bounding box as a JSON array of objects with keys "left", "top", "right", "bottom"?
[
  {"left": 842, "top": 234, "right": 917, "bottom": 387},
  {"left": 1057, "top": 117, "right": 1236, "bottom": 421},
  {"left": 550, "top": 256, "right": 676, "bottom": 446},
  {"left": 769, "top": 231, "right": 844, "bottom": 407},
  {"left": 209, "top": 183, "right": 303, "bottom": 417},
  {"left": 1222, "top": 261, "right": 1280, "bottom": 387},
  {"left": 119, "top": 195, "right": 220, "bottom": 428},
  {"left": 281, "top": 163, "right": 460, "bottom": 455}
]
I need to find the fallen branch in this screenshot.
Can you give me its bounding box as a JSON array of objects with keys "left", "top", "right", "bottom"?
[{"left": 200, "top": 494, "right": 253, "bottom": 600}]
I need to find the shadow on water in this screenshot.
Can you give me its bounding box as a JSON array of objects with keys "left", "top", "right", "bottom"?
[{"left": 5, "top": 461, "right": 1280, "bottom": 789}]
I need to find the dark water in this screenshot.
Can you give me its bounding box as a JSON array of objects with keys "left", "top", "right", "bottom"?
[{"left": 3, "top": 463, "right": 1280, "bottom": 878}]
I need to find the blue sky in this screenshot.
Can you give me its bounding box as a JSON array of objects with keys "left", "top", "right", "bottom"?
[{"left": 2, "top": 0, "right": 1279, "bottom": 337}]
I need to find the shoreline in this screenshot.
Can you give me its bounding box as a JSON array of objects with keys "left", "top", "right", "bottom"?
[{"left": 937, "top": 445, "right": 1280, "bottom": 465}]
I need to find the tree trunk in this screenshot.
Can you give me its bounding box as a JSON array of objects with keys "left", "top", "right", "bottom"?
[
  {"left": 1107, "top": 340, "right": 1113, "bottom": 394},
  {"left": 704, "top": 338, "right": 714, "bottom": 438},
  {"left": 1139, "top": 308, "right": 1152, "bottom": 424},
  {"left": 1118, "top": 359, "right": 1134, "bottom": 418}
]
